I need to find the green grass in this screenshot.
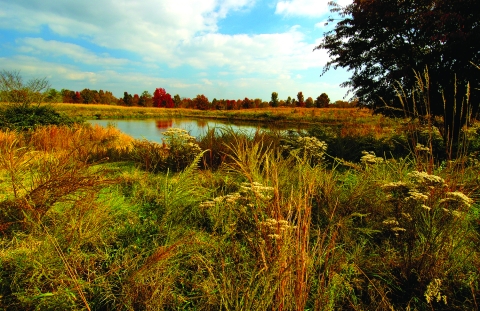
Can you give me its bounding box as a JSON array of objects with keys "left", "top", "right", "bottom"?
[{"left": 0, "top": 122, "right": 479, "bottom": 310}]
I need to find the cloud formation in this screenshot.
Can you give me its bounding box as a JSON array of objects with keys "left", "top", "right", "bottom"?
[{"left": 0, "top": 0, "right": 352, "bottom": 100}]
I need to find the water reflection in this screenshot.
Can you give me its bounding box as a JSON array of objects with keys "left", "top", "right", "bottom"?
[
  {"left": 88, "top": 118, "right": 263, "bottom": 143},
  {"left": 155, "top": 120, "right": 173, "bottom": 129}
]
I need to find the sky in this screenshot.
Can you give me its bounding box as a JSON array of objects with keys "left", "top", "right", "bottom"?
[{"left": 0, "top": 0, "right": 353, "bottom": 102}]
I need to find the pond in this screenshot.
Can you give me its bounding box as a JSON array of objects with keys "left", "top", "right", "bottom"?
[{"left": 88, "top": 118, "right": 306, "bottom": 143}]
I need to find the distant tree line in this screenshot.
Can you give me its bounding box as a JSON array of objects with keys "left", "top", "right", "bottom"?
[{"left": 42, "top": 87, "right": 358, "bottom": 110}]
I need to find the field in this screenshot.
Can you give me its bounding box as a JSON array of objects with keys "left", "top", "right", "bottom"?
[{"left": 0, "top": 107, "right": 479, "bottom": 310}]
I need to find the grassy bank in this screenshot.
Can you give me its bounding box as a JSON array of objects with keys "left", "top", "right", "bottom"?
[
  {"left": 0, "top": 122, "right": 479, "bottom": 310},
  {"left": 50, "top": 102, "right": 392, "bottom": 125}
]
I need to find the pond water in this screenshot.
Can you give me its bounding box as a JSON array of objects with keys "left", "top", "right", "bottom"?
[{"left": 88, "top": 118, "right": 303, "bottom": 143}]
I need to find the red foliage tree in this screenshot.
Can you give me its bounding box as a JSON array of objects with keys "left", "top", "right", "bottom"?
[
  {"left": 73, "top": 91, "right": 83, "bottom": 104},
  {"left": 153, "top": 88, "right": 174, "bottom": 108}
]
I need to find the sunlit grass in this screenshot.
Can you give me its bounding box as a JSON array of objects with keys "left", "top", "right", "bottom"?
[{"left": 0, "top": 122, "right": 479, "bottom": 310}]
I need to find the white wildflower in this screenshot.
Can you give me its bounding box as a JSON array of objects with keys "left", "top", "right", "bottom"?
[
  {"left": 439, "top": 191, "right": 474, "bottom": 207},
  {"left": 381, "top": 181, "right": 409, "bottom": 192},
  {"left": 415, "top": 143, "right": 431, "bottom": 152},
  {"left": 360, "top": 151, "right": 384, "bottom": 165},
  {"left": 405, "top": 190, "right": 429, "bottom": 202},
  {"left": 408, "top": 171, "right": 445, "bottom": 187}
]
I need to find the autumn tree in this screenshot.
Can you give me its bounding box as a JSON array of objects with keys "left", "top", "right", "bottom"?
[
  {"left": 153, "top": 88, "right": 174, "bottom": 108},
  {"left": 132, "top": 94, "right": 140, "bottom": 106},
  {"left": 193, "top": 94, "right": 210, "bottom": 110},
  {"left": 73, "top": 91, "right": 83, "bottom": 104},
  {"left": 296, "top": 92, "right": 304, "bottom": 107},
  {"left": 305, "top": 97, "right": 314, "bottom": 108},
  {"left": 242, "top": 97, "right": 254, "bottom": 109},
  {"left": 315, "top": 93, "right": 330, "bottom": 108},
  {"left": 316, "top": 0, "right": 480, "bottom": 143},
  {"left": 81, "top": 88, "right": 99, "bottom": 104}
]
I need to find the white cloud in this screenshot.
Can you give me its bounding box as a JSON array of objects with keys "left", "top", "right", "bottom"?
[
  {"left": 275, "top": 0, "right": 352, "bottom": 17},
  {"left": 17, "top": 38, "right": 130, "bottom": 67},
  {"left": 0, "top": 0, "right": 349, "bottom": 100}
]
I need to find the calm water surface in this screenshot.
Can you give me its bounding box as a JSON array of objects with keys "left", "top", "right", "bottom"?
[{"left": 88, "top": 118, "right": 289, "bottom": 143}]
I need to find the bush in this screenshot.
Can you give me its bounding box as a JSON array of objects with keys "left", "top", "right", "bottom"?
[
  {"left": 129, "top": 128, "right": 202, "bottom": 173},
  {"left": 0, "top": 105, "right": 75, "bottom": 131}
]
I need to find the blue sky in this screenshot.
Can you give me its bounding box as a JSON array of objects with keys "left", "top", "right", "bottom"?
[{"left": 0, "top": 0, "right": 352, "bottom": 102}]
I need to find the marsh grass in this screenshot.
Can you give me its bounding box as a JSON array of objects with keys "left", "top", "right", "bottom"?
[{"left": 0, "top": 120, "right": 478, "bottom": 310}]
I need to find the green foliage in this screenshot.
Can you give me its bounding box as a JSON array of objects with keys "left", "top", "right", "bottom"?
[
  {"left": 0, "top": 105, "right": 75, "bottom": 131},
  {"left": 270, "top": 92, "right": 279, "bottom": 107}
]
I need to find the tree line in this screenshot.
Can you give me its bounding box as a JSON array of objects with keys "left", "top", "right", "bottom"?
[{"left": 45, "top": 87, "right": 357, "bottom": 110}]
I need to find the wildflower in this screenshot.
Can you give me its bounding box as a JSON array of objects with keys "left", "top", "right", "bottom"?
[
  {"left": 381, "top": 181, "right": 409, "bottom": 192},
  {"left": 439, "top": 191, "right": 473, "bottom": 207},
  {"left": 199, "top": 201, "right": 216, "bottom": 209},
  {"left": 360, "top": 151, "right": 384, "bottom": 165},
  {"left": 382, "top": 218, "right": 399, "bottom": 226},
  {"left": 401, "top": 212, "right": 412, "bottom": 221},
  {"left": 408, "top": 171, "right": 445, "bottom": 187},
  {"left": 421, "top": 204, "right": 431, "bottom": 211},
  {"left": 415, "top": 143, "right": 431, "bottom": 152},
  {"left": 240, "top": 182, "right": 274, "bottom": 200},
  {"left": 425, "top": 278, "right": 447, "bottom": 305},
  {"left": 391, "top": 227, "right": 407, "bottom": 233},
  {"left": 405, "top": 190, "right": 429, "bottom": 202},
  {"left": 268, "top": 234, "right": 281, "bottom": 240}
]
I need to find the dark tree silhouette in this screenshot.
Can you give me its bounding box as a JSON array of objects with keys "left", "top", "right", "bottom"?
[{"left": 316, "top": 0, "right": 480, "bottom": 143}]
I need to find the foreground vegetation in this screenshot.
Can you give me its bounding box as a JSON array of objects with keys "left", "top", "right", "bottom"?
[{"left": 0, "top": 119, "right": 479, "bottom": 310}]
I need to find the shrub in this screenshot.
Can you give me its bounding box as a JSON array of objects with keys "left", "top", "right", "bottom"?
[
  {"left": 129, "top": 128, "right": 202, "bottom": 173},
  {"left": 0, "top": 105, "right": 75, "bottom": 131}
]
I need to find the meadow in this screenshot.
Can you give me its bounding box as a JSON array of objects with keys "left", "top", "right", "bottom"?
[{"left": 0, "top": 108, "right": 479, "bottom": 310}]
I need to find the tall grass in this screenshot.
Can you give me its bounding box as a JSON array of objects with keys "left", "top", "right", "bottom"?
[{"left": 0, "top": 121, "right": 479, "bottom": 310}]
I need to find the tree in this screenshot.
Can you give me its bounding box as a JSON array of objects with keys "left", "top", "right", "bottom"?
[
  {"left": 296, "top": 92, "right": 304, "bottom": 107},
  {"left": 45, "top": 88, "right": 62, "bottom": 103},
  {"left": 0, "top": 70, "right": 50, "bottom": 108},
  {"left": 0, "top": 71, "right": 73, "bottom": 130},
  {"left": 123, "top": 91, "right": 133, "bottom": 106},
  {"left": 81, "top": 88, "right": 96, "bottom": 104},
  {"left": 316, "top": 0, "right": 480, "bottom": 143},
  {"left": 193, "top": 94, "right": 209, "bottom": 110},
  {"left": 139, "top": 91, "right": 152, "bottom": 107},
  {"left": 305, "top": 97, "right": 314, "bottom": 108},
  {"left": 242, "top": 97, "right": 253, "bottom": 109},
  {"left": 315, "top": 93, "right": 330, "bottom": 108},
  {"left": 270, "top": 92, "right": 279, "bottom": 107},
  {"left": 153, "top": 88, "right": 174, "bottom": 108},
  {"left": 61, "top": 89, "right": 75, "bottom": 103},
  {"left": 173, "top": 94, "right": 181, "bottom": 108},
  {"left": 132, "top": 94, "right": 140, "bottom": 106},
  {"left": 286, "top": 96, "right": 292, "bottom": 107}
]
